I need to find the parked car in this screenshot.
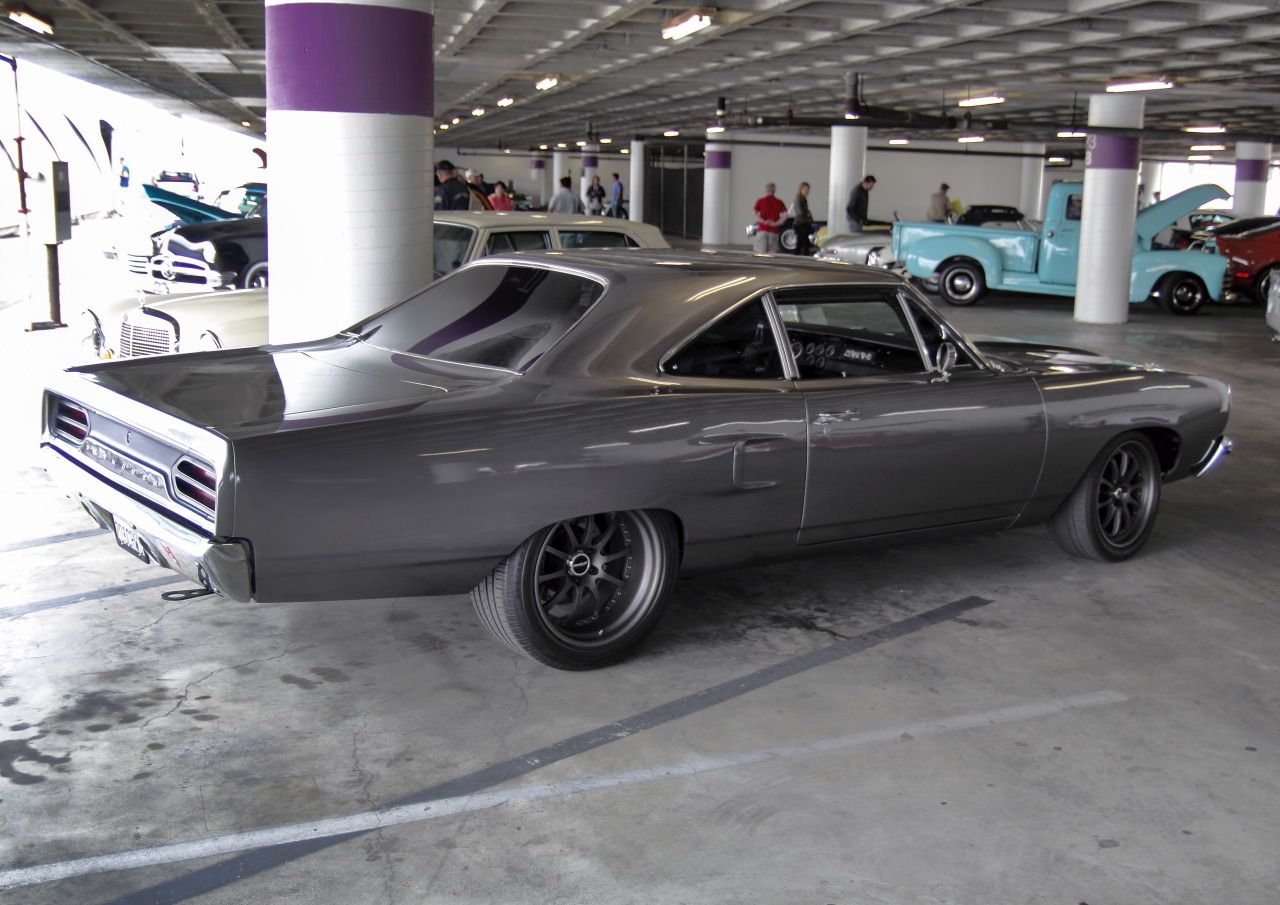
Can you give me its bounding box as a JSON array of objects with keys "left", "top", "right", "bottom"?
[
  {"left": 745, "top": 217, "right": 829, "bottom": 252},
  {"left": 1154, "top": 207, "right": 1246, "bottom": 249},
  {"left": 80, "top": 212, "right": 669, "bottom": 359},
  {"left": 1203, "top": 219, "right": 1280, "bottom": 302},
  {"left": 44, "top": 250, "right": 1231, "bottom": 669},
  {"left": 894, "top": 183, "right": 1230, "bottom": 313},
  {"left": 816, "top": 206, "right": 1032, "bottom": 268},
  {"left": 151, "top": 170, "right": 202, "bottom": 199},
  {"left": 141, "top": 197, "right": 269, "bottom": 294}
]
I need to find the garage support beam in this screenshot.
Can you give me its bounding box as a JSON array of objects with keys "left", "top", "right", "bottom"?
[
  {"left": 702, "top": 135, "right": 732, "bottom": 246},
  {"left": 629, "top": 138, "right": 646, "bottom": 223},
  {"left": 1018, "top": 142, "right": 1045, "bottom": 221},
  {"left": 265, "top": 0, "right": 436, "bottom": 343},
  {"left": 828, "top": 125, "right": 866, "bottom": 236},
  {"left": 1233, "top": 141, "right": 1272, "bottom": 217},
  {"left": 530, "top": 156, "right": 549, "bottom": 208},
  {"left": 580, "top": 143, "right": 599, "bottom": 211},
  {"left": 1075, "top": 93, "right": 1143, "bottom": 325}
]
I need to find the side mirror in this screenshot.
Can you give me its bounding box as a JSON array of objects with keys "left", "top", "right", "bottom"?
[{"left": 932, "top": 341, "right": 957, "bottom": 383}]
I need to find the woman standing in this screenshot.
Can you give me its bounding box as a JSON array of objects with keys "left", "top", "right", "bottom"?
[
  {"left": 488, "top": 181, "right": 514, "bottom": 211},
  {"left": 791, "top": 182, "right": 814, "bottom": 256}
]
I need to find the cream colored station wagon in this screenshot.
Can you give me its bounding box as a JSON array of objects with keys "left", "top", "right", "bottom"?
[{"left": 81, "top": 212, "right": 668, "bottom": 359}]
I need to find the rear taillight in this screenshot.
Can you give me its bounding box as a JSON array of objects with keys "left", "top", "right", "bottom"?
[
  {"left": 174, "top": 458, "right": 217, "bottom": 513},
  {"left": 53, "top": 400, "right": 89, "bottom": 442}
]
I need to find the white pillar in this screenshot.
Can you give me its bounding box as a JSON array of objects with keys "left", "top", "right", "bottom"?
[
  {"left": 1139, "top": 159, "right": 1161, "bottom": 208},
  {"left": 828, "top": 124, "right": 866, "bottom": 235},
  {"left": 629, "top": 138, "right": 646, "bottom": 222},
  {"left": 552, "top": 150, "right": 568, "bottom": 191},
  {"left": 702, "top": 136, "right": 732, "bottom": 246},
  {"left": 1234, "top": 141, "right": 1271, "bottom": 217},
  {"left": 580, "top": 143, "right": 599, "bottom": 212},
  {"left": 1075, "top": 94, "right": 1143, "bottom": 325},
  {"left": 530, "top": 156, "right": 549, "bottom": 208},
  {"left": 266, "top": 0, "right": 435, "bottom": 343},
  {"left": 1018, "top": 142, "right": 1045, "bottom": 220}
]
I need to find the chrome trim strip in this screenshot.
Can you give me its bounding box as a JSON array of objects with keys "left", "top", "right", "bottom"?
[{"left": 1192, "top": 435, "right": 1232, "bottom": 478}]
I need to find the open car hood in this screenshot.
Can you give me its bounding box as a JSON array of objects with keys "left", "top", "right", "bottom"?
[
  {"left": 1135, "top": 184, "right": 1230, "bottom": 245},
  {"left": 143, "top": 184, "right": 241, "bottom": 225}
]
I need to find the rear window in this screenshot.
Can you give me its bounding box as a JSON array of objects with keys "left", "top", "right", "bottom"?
[
  {"left": 558, "top": 230, "right": 638, "bottom": 249},
  {"left": 357, "top": 264, "right": 604, "bottom": 372},
  {"left": 485, "top": 230, "right": 552, "bottom": 255}
]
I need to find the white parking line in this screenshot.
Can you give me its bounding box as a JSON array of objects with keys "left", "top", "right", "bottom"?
[{"left": 0, "top": 690, "right": 1127, "bottom": 892}]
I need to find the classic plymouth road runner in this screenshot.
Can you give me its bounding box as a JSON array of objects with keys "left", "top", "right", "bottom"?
[{"left": 43, "top": 251, "right": 1231, "bottom": 669}]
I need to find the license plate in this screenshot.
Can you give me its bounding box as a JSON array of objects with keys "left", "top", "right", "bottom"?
[{"left": 114, "top": 518, "right": 150, "bottom": 562}]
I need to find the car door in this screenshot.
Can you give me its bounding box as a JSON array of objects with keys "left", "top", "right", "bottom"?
[
  {"left": 1039, "top": 189, "right": 1082, "bottom": 285},
  {"left": 769, "top": 285, "right": 1047, "bottom": 545}
]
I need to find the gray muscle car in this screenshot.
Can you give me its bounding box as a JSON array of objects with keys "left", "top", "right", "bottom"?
[{"left": 42, "top": 250, "right": 1232, "bottom": 669}]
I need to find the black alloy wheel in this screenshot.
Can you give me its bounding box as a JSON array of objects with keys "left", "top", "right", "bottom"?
[
  {"left": 1156, "top": 272, "right": 1207, "bottom": 315},
  {"left": 471, "top": 510, "right": 678, "bottom": 670},
  {"left": 1049, "top": 432, "right": 1162, "bottom": 562}
]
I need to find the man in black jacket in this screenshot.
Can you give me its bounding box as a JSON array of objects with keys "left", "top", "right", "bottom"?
[
  {"left": 846, "top": 174, "right": 876, "bottom": 233},
  {"left": 434, "top": 160, "right": 471, "bottom": 210}
]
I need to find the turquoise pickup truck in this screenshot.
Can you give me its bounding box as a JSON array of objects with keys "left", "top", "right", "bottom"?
[{"left": 893, "top": 183, "right": 1230, "bottom": 315}]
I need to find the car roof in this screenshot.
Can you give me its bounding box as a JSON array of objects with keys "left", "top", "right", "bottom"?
[{"left": 433, "top": 211, "right": 654, "bottom": 229}]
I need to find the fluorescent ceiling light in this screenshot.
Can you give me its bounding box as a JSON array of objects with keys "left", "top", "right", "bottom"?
[
  {"left": 663, "top": 130, "right": 681, "bottom": 137},
  {"left": 844, "top": 112, "right": 860, "bottom": 120},
  {"left": 451, "top": 117, "right": 461, "bottom": 125},
  {"left": 5, "top": 4, "right": 53, "bottom": 35},
  {"left": 1183, "top": 124, "right": 1226, "bottom": 134},
  {"left": 661, "top": 7, "right": 714, "bottom": 41},
  {"left": 958, "top": 135, "right": 985, "bottom": 143},
  {"left": 706, "top": 125, "right": 726, "bottom": 134},
  {"left": 888, "top": 138, "right": 909, "bottom": 145},
  {"left": 1047, "top": 157, "right": 1068, "bottom": 164},
  {"left": 1187, "top": 155, "right": 1213, "bottom": 161},
  {"left": 497, "top": 96, "right": 514, "bottom": 107},
  {"left": 439, "top": 123, "right": 450, "bottom": 130},
  {"left": 1190, "top": 144, "right": 1225, "bottom": 152},
  {"left": 575, "top": 140, "right": 586, "bottom": 147},
  {"left": 471, "top": 107, "right": 485, "bottom": 116},
  {"left": 621, "top": 148, "right": 630, "bottom": 154},
  {"left": 1106, "top": 78, "right": 1173, "bottom": 93},
  {"left": 957, "top": 95, "right": 1004, "bottom": 108},
  {"left": 538, "top": 144, "right": 548, "bottom": 150},
  {"left": 535, "top": 75, "right": 559, "bottom": 91},
  {"left": 1057, "top": 130, "right": 1087, "bottom": 139},
  {"left": 600, "top": 138, "right": 612, "bottom": 144}
]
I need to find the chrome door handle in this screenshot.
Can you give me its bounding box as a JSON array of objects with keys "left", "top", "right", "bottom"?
[{"left": 815, "top": 410, "right": 859, "bottom": 424}]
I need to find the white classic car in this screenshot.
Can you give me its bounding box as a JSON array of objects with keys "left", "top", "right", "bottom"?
[{"left": 81, "top": 212, "right": 668, "bottom": 359}]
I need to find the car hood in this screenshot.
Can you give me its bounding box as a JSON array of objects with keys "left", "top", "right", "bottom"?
[
  {"left": 143, "top": 184, "right": 240, "bottom": 224},
  {"left": 1134, "top": 184, "right": 1230, "bottom": 245},
  {"left": 974, "top": 339, "right": 1148, "bottom": 373},
  {"left": 70, "top": 336, "right": 504, "bottom": 437}
]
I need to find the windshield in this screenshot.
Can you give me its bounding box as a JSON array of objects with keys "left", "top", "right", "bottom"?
[
  {"left": 434, "top": 224, "right": 476, "bottom": 278},
  {"left": 357, "top": 264, "right": 605, "bottom": 372}
]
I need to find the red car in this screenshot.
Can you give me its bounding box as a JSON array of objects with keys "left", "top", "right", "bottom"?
[{"left": 1212, "top": 221, "right": 1280, "bottom": 302}]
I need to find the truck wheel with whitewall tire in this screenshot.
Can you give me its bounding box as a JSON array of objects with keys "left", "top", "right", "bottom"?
[{"left": 937, "top": 260, "right": 987, "bottom": 306}]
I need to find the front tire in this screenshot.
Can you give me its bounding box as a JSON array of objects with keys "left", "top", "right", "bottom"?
[
  {"left": 240, "top": 260, "right": 268, "bottom": 290},
  {"left": 1049, "top": 432, "right": 1161, "bottom": 562},
  {"left": 1156, "top": 272, "right": 1206, "bottom": 315},
  {"left": 937, "top": 261, "right": 986, "bottom": 306},
  {"left": 471, "top": 510, "right": 678, "bottom": 670}
]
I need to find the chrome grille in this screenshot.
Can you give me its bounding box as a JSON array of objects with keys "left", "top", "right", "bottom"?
[{"left": 119, "top": 310, "right": 177, "bottom": 357}]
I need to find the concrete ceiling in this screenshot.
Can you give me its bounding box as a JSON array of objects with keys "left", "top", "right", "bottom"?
[{"left": 3, "top": 0, "right": 1280, "bottom": 161}]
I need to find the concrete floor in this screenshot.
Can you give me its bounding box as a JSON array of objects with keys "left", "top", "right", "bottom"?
[{"left": 1, "top": 225, "right": 1278, "bottom": 904}]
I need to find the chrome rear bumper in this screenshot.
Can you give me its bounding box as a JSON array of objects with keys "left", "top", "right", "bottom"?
[{"left": 1192, "top": 435, "right": 1232, "bottom": 478}]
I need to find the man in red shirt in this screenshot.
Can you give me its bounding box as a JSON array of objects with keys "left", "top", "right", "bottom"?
[{"left": 752, "top": 182, "right": 788, "bottom": 253}]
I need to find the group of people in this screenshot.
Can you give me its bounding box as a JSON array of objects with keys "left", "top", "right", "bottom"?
[
  {"left": 753, "top": 174, "right": 964, "bottom": 253},
  {"left": 434, "top": 160, "right": 627, "bottom": 217}
]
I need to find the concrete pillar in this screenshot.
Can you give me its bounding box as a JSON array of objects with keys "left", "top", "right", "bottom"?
[
  {"left": 1139, "top": 159, "right": 1161, "bottom": 208},
  {"left": 1234, "top": 141, "right": 1271, "bottom": 216},
  {"left": 265, "top": 0, "right": 434, "bottom": 344},
  {"left": 828, "top": 125, "right": 866, "bottom": 235},
  {"left": 1075, "top": 94, "right": 1143, "bottom": 325},
  {"left": 580, "top": 143, "right": 599, "bottom": 212},
  {"left": 552, "top": 150, "right": 569, "bottom": 195},
  {"left": 702, "top": 137, "right": 731, "bottom": 246},
  {"left": 1019, "top": 143, "right": 1045, "bottom": 220},
  {"left": 530, "top": 156, "right": 548, "bottom": 208},
  {"left": 629, "top": 138, "right": 646, "bottom": 222}
]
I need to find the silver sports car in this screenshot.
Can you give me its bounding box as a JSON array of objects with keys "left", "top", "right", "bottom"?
[{"left": 42, "top": 250, "right": 1232, "bottom": 669}]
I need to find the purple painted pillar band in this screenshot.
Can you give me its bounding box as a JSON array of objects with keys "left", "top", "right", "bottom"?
[
  {"left": 531, "top": 159, "right": 546, "bottom": 170},
  {"left": 707, "top": 150, "right": 732, "bottom": 169},
  {"left": 1236, "top": 158, "right": 1268, "bottom": 182},
  {"left": 1085, "top": 134, "right": 1140, "bottom": 171},
  {"left": 268, "top": 3, "right": 433, "bottom": 116},
  {"left": 582, "top": 155, "right": 598, "bottom": 168}
]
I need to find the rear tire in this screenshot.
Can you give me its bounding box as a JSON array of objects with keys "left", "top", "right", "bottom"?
[
  {"left": 240, "top": 261, "right": 268, "bottom": 290},
  {"left": 937, "top": 261, "right": 986, "bottom": 306},
  {"left": 1049, "top": 432, "right": 1161, "bottom": 562},
  {"left": 1156, "top": 272, "right": 1206, "bottom": 315},
  {"left": 471, "top": 510, "right": 678, "bottom": 670}
]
